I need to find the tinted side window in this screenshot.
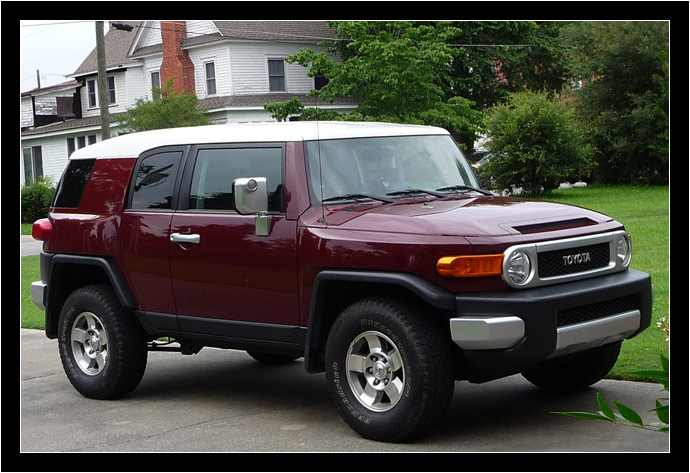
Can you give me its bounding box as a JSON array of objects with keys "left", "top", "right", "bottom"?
[
  {"left": 130, "top": 151, "right": 182, "bottom": 210},
  {"left": 189, "top": 147, "right": 283, "bottom": 212},
  {"left": 53, "top": 159, "right": 96, "bottom": 208}
]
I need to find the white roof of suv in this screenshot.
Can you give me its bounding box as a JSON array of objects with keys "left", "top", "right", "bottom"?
[{"left": 69, "top": 121, "right": 450, "bottom": 160}]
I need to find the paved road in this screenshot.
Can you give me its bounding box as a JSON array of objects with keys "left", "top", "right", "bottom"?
[
  {"left": 19, "top": 329, "right": 669, "bottom": 453},
  {"left": 21, "top": 235, "right": 42, "bottom": 257}
]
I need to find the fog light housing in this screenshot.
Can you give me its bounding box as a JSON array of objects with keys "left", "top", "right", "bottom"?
[
  {"left": 616, "top": 233, "right": 632, "bottom": 267},
  {"left": 505, "top": 250, "right": 532, "bottom": 286}
]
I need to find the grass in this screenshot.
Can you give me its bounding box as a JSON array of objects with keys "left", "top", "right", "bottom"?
[
  {"left": 20, "top": 185, "right": 670, "bottom": 380},
  {"left": 20, "top": 255, "right": 44, "bottom": 329},
  {"left": 532, "top": 184, "right": 670, "bottom": 380}
]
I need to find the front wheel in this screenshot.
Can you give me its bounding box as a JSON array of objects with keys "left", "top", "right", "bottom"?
[{"left": 325, "top": 297, "right": 455, "bottom": 442}]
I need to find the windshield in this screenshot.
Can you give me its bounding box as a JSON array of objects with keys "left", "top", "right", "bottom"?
[{"left": 305, "top": 134, "right": 480, "bottom": 203}]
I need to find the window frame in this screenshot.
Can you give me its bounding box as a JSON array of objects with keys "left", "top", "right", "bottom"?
[
  {"left": 267, "top": 58, "right": 286, "bottom": 92},
  {"left": 87, "top": 79, "right": 97, "bottom": 108},
  {"left": 107, "top": 76, "right": 117, "bottom": 104},
  {"left": 23, "top": 146, "right": 43, "bottom": 185},
  {"left": 177, "top": 142, "right": 287, "bottom": 214},
  {"left": 125, "top": 145, "right": 190, "bottom": 212},
  {"left": 150, "top": 70, "right": 161, "bottom": 99},
  {"left": 204, "top": 61, "right": 217, "bottom": 97}
]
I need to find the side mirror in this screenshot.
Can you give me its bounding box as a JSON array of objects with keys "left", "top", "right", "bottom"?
[
  {"left": 233, "top": 177, "right": 268, "bottom": 214},
  {"left": 233, "top": 177, "right": 273, "bottom": 236}
]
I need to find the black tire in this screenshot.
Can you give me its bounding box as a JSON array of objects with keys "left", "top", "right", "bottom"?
[
  {"left": 324, "top": 297, "right": 455, "bottom": 443},
  {"left": 521, "top": 342, "right": 622, "bottom": 391},
  {"left": 58, "top": 285, "right": 148, "bottom": 399},
  {"left": 246, "top": 351, "right": 298, "bottom": 365}
]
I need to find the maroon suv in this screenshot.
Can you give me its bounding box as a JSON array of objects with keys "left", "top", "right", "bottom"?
[{"left": 31, "top": 122, "right": 652, "bottom": 442}]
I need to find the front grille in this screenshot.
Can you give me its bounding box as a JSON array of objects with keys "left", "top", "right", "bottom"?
[
  {"left": 557, "top": 295, "right": 639, "bottom": 327},
  {"left": 538, "top": 242, "right": 610, "bottom": 278}
]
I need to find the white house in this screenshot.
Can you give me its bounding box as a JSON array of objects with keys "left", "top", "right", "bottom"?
[{"left": 20, "top": 20, "right": 356, "bottom": 186}]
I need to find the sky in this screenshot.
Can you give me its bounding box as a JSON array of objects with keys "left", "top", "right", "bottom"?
[{"left": 20, "top": 20, "right": 99, "bottom": 92}]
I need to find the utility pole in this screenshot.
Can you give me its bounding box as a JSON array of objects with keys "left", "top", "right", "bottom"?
[{"left": 96, "top": 21, "right": 110, "bottom": 140}]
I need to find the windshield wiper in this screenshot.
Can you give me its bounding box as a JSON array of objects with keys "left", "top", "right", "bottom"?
[
  {"left": 386, "top": 188, "right": 445, "bottom": 198},
  {"left": 322, "top": 193, "right": 394, "bottom": 204},
  {"left": 435, "top": 184, "right": 493, "bottom": 197}
]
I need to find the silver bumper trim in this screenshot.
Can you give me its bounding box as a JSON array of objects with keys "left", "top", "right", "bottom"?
[
  {"left": 31, "top": 281, "right": 47, "bottom": 311},
  {"left": 551, "top": 310, "right": 641, "bottom": 357},
  {"left": 449, "top": 316, "right": 525, "bottom": 350}
]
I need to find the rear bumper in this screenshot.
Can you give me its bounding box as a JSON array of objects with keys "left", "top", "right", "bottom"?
[
  {"left": 31, "top": 281, "right": 47, "bottom": 311},
  {"left": 450, "top": 268, "right": 652, "bottom": 382}
]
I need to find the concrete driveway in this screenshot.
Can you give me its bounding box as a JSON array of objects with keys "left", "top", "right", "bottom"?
[{"left": 19, "top": 328, "right": 669, "bottom": 454}]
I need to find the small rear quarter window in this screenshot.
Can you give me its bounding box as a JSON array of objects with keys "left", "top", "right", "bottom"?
[{"left": 53, "top": 159, "right": 96, "bottom": 208}]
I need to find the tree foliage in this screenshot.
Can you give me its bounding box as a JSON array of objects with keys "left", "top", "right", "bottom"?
[
  {"left": 266, "top": 21, "right": 482, "bottom": 144},
  {"left": 561, "top": 21, "right": 669, "bottom": 184},
  {"left": 265, "top": 21, "right": 568, "bottom": 149},
  {"left": 482, "top": 90, "right": 592, "bottom": 194},
  {"left": 116, "top": 79, "right": 210, "bottom": 133}
]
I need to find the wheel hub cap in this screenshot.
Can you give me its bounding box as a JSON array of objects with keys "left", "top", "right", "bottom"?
[
  {"left": 346, "top": 331, "right": 405, "bottom": 412},
  {"left": 71, "top": 311, "right": 108, "bottom": 376}
]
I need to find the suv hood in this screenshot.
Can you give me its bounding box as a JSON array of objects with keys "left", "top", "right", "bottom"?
[{"left": 318, "top": 196, "right": 613, "bottom": 237}]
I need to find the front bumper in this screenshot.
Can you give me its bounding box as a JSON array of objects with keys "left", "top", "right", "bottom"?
[{"left": 449, "top": 268, "right": 652, "bottom": 382}]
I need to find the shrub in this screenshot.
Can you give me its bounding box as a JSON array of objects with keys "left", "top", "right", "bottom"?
[
  {"left": 481, "top": 90, "right": 592, "bottom": 194},
  {"left": 21, "top": 177, "right": 55, "bottom": 223}
]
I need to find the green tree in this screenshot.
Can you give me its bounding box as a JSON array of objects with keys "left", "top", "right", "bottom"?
[
  {"left": 116, "top": 79, "right": 210, "bottom": 133},
  {"left": 482, "top": 90, "right": 592, "bottom": 194},
  {"left": 561, "top": 21, "right": 669, "bottom": 184},
  {"left": 266, "top": 21, "right": 482, "bottom": 144}
]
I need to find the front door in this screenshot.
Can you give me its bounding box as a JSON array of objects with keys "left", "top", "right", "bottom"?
[{"left": 168, "top": 144, "right": 299, "bottom": 326}]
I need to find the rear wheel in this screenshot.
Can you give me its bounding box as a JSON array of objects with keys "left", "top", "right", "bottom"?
[
  {"left": 58, "top": 285, "right": 148, "bottom": 399},
  {"left": 521, "top": 342, "right": 622, "bottom": 391},
  {"left": 324, "top": 297, "right": 455, "bottom": 442}
]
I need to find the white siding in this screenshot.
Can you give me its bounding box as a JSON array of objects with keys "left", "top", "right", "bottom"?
[
  {"left": 188, "top": 44, "right": 232, "bottom": 99},
  {"left": 228, "top": 41, "right": 326, "bottom": 95},
  {"left": 80, "top": 71, "right": 128, "bottom": 117},
  {"left": 140, "top": 21, "right": 162, "bottom": 47},
  {"left": 125, "top": 65, "right": 146, "bottom": 106},
  {"left": 186, "top": 21, "right": 219, "bottom": 38}
]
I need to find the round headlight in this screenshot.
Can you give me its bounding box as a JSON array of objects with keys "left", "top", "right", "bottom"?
[
  {"left": 505, "top": 250, "right": 532, "bottom": 285},
  {"left": 616, "top": 233, "right": 632, "bottom": 266}
]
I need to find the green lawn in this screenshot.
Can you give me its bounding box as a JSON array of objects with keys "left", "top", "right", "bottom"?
[
  {"left": 532, "top": 185, "right": 670, "bottom": 379},
  {"left": 19, "top": 185, "right": 669, "bottom": 380}
]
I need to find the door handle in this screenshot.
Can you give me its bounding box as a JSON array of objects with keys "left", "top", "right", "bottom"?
[{"left": 170, "top": 233, "right": 201, "bottom": 244}]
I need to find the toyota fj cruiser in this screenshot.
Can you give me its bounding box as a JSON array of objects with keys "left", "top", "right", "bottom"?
[{"left": 31, "top": 122, "right": 652, "bottom": 442}]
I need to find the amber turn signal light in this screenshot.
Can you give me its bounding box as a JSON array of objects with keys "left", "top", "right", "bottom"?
[{"left": 437, "top": 254, "right": 504, "bottom": 277}]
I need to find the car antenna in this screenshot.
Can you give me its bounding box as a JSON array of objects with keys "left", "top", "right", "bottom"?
[{"left": 315, "top": 94, "right": 327, "bottom": 224}]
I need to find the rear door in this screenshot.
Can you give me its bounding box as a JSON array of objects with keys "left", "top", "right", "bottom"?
[
  {"left": 169, "top": 143, "right": 299, "bottom": 326},
  {"left": 121, "top": 146, "right": 188, "bottom": 316}
]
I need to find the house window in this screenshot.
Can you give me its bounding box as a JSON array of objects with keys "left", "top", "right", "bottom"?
[
  {"left": 204, "top": 62, "right": 217, "bottom": 96},
  {"left": 67, "top": 137, "right": 76, "bottom": 157},
  {"left": 88, "top": 135, "right": 97, "bottom": 145},
  {"left": 78, "top": 136, "right": 86, "bottom": 149},
  {"left": 87, "top": 80, "right": 97, "bottom": 108},
  {"left": 315, "top": 74, "right": 328, "bottom": 90},
  {"left": 108, "top": 76, "right": 116, "bottom": 104},
  {"left": 23, "top": 146, "right": 43, "bottom": 185},
  {"left": 150, "top": 71, "right": 161, "bottom": 99},
  {"left": 268, "top": 59, "right": 286, "bottom": 92}
]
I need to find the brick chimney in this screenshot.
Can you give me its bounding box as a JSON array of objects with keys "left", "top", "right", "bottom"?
[{"left": 160, "top": 21, "right": 196, "bottom": 95}]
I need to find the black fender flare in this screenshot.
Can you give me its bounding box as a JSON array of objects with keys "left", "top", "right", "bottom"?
[
  {"left": 42, "top": 252, "right": 137, "bottom": 338},
  {"left": 303, "top": 270, "right": 455, "bottom": 373}
]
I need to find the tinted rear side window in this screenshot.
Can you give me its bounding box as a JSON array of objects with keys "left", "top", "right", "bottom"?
[
  {"left": 130, "top": 151, "right": 182, "bottom": 210},
  {"left": 53, "top": 159, "right": 96, "bottom": 208}
]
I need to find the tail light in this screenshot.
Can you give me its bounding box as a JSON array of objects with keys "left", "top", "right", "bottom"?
[{"left": 32, "top": 218, "right": 51, "bottom": 241}]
